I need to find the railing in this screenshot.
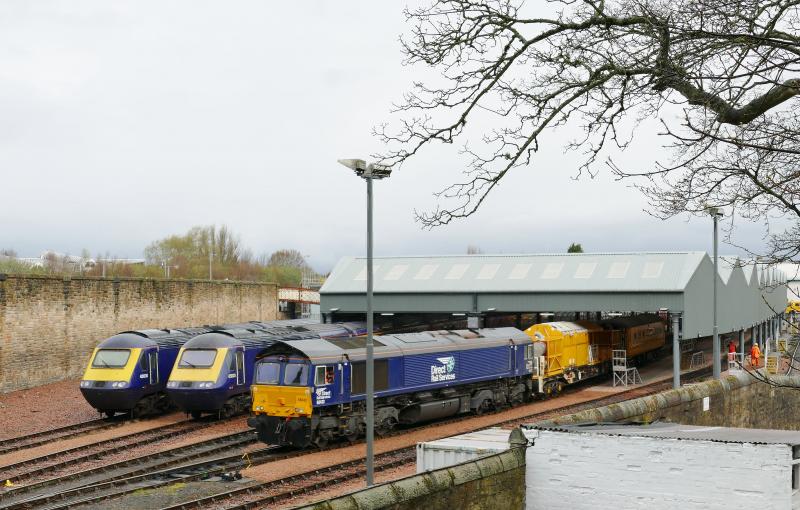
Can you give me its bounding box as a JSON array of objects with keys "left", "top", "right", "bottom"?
[
  {"left": 278, "top": 287, "right": 320, "bottom": 304},
  {"left": 727, "top": 352, "right": 743, "bottom": 372}
]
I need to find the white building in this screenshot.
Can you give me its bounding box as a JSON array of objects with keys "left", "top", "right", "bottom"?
[{"left": 525, "top": 422, "right": 800, "bottom": 510}]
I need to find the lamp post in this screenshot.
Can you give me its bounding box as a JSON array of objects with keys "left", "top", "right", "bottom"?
[
  {"left": 708, "top": 206, "right": 724, "bottom": 379},
  {"left": 337, "top": 158, "right": 391, "bottom": 487}
]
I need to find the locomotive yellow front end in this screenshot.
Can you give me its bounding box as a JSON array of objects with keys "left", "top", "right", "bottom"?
[
  {"left": 251, "top": 383, "right": 312, "bottom": 419},
  {"left": 247, "top": 356, "right": 316, "bottom": 448}
]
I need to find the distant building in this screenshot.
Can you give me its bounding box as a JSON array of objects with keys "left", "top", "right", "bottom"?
[{"left": 777, "top": 263, "right": 800, "bottom": 302}]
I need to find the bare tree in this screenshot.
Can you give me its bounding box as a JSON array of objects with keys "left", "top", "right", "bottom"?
[
  {"left": 378, "top": 0, "right": 800, "bottom": 261},
  {"left": 267, "top": 249, "right": 309, "bottom": 269}
]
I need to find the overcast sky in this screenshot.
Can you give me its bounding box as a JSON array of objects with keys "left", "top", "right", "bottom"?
[{"left": 0, "top": 1, "right": 771, "bottom": 273}]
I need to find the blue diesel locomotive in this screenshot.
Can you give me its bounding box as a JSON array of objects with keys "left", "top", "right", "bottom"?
[
  {"left": 247, "top": 327, "right": 533, "bottom": 448},
  {"left": 166, "top": 322, "right": 366, "bottom": 418},
  {"left": 79, "top": 319, "right": 320, "bottom": 417}
]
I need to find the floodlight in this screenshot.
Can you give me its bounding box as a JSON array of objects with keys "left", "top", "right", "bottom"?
[{"left": 337, "top": 159, "right": 392, "bottom": 180}]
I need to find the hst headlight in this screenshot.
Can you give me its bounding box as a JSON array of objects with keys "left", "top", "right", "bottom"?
[
  {"left": 111, "top": 381, "right": 128, "bottom": 388},
  {"left": 80, "top": 380, "right": 93, "bottom": 388},
  {"left": 198, "top": 381, "right": 215, "bottom": 388},
  {"left": 166, "top": 381, "right": 179, "bottom": 388}
]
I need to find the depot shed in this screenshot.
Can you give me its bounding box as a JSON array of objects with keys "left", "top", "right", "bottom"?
[
  {"left": 320, "top": 252, "right": 787, "bottom": 339},
  {"left": 523, "top": 422, "right": 800, "bottom": 510}
]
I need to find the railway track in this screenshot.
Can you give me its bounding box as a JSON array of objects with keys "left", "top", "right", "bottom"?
[
  {"left": 0, "top": 431, "right": 257, "bottom": 510},
  {"left": 0, "top": 419, "right": 125, "bottom": 457},
  {"left": 0, "top": 419, "right": 211, "bottom": 483},
  {"left": 161, "top": 369, "right": 716, "bottom": 510},
  {"left": 0, "top": 366, "right": 712, "bottom": 509},
  {"left": 159, "top": 447, "right": 418, "bottom": 510}
]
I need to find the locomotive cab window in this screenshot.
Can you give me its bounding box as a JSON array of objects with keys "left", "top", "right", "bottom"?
[
  {"left": 315, "top": 366, "right": 335, "bottom": 386},
  {"left": 179, "top": 349, "right": 217, "bottom": 368},
  {"left": 284, "top": 363, "right": 309, "bottom": 386},
  {"left": 93, "top": 349, "right": 131, "bottom": 368},
  {"left": 255, "top": 362, "right": 280, "bottom": 384}
]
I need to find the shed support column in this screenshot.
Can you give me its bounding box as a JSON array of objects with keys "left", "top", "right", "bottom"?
[
  {"left": 672, "top": 314, "right": 681, "bottom": 389},
  {"left": 739, "top": 329, "right": 745, "bottom": 363}
]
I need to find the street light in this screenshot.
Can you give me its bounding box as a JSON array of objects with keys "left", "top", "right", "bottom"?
[
  {"left": 337, "top": 157, "right": 392, "bottom": 487},
  {"left": 708, "top": 206, "right": 724, "bottom": 379}
]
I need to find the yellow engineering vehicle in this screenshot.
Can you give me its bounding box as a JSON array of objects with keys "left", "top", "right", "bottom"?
[
  {"left": 523, "top": 316, "right": 666, "bottom": 397},
  {"left": 523, "top": 321, "right": 613, "bottom": 397}
]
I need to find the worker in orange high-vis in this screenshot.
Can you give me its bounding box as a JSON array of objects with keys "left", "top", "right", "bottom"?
[{"left": 750, "top": 342, "right": 762, "bottom": 368}]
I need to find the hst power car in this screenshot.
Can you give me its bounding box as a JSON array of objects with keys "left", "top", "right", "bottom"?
[
  {"left": 166, "top": 322, "right": 366, "bottom": 418},
  {"left": 79, "top": 319, "right": 319, "bottom": 417}
]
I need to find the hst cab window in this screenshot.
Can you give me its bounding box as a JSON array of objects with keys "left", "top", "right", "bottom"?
[
  {"left": 255, "top": 362, "right": 280, "bottom": 384},
  {"left": 92, "top": 349, "right": 130, "bottom": 368},
  {"left": 179, "top": 349, "right": 217, "bottom": 368},
  {"left": 284, "top": 364, "right": 309, "bottom": 386}
]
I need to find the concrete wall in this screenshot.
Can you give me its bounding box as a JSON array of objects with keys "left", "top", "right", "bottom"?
[
  {"left": 526, "top": 429, "right": 793, "bottom": 510},
  {"left": 297, "top": 446, "right": 526, "bottom": 510},
  {"left": 536, "top": 371, "right": 800, "bottom": 430},
  {"left": 0, "top": 274, "right": 278, "bottom": 393}
]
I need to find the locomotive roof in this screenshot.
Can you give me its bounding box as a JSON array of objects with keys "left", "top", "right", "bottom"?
[
  {"left": 183, "top": 322, "right": 365, "bottom": 350},
  {"left": 98, "top": 328, "right": 212, "bottom": 349},
  {"left": 94, "top": 320, "right": 330, "bottom": 351},
  {"left": 264, "top": 327, "right": 532, "bottom": 363}
]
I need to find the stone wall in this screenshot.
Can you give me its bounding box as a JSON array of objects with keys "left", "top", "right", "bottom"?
[
  {"left": 0, "top": 274, "right": 278, "bottom": 393},
  {"left": 297, "top": 445, "right": 526, "bottom": 510},
  {"left": 536, "top": 371, "right": 800, "bottom": 430}
]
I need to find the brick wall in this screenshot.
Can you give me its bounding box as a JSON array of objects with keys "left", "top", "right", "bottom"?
[{"left": 0, "top": 274, "right": 278, "bottom": 393}]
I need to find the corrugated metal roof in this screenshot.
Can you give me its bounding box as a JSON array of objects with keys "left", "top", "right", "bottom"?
[
  {"left": 531, "top": 422, "right": 800, "bottom": 445},
  {"left": 321, "top": 252, "right": 706, "bottom": 294}
]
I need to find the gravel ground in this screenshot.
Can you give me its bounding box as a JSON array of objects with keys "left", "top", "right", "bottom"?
[
  {"left": 0, "top": 414, "right": 186, "bottom": 468},
  {"left": 0, "top": 379, "right": 98, "bottom": 440}
]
